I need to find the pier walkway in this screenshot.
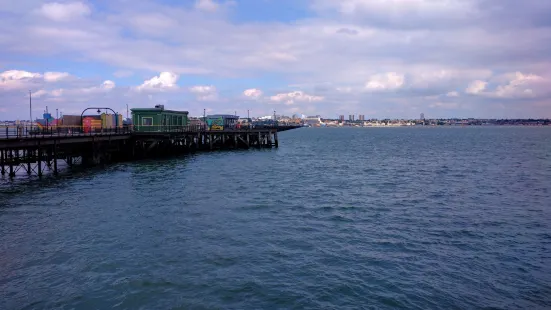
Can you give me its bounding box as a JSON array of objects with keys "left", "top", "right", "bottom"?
[{"left": 0, "top": 125, "right": 300, "bottom": 178}]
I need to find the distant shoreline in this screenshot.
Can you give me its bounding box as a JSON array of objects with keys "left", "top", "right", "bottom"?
[{"left": 305, "top": 124, "right": 551, "bottom": 128}]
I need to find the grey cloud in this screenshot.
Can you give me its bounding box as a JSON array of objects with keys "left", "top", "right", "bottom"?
[
  {"left": 336, "top": 28, "right": 358, "bottom": 35},
  {"left": 313, "top": 0, "right": 551, "bottom": 32},
  {"left": 476, "top": 0, "right": 551, "bottom": 28}
]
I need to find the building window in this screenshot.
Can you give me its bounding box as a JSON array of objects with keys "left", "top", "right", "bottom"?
[{"left": 142, "top": 117, "right": 153, "bottom": 126}]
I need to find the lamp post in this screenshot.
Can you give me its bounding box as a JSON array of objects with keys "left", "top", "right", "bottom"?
[
  {"left": 80, "top": 107, "right": 118, "bottom": 132},
  {"left": 203, "top": 108, "right": 206, "bottom": 131},
  {"left": 29, "top": 90, "right": 32, "bottom": 126}
]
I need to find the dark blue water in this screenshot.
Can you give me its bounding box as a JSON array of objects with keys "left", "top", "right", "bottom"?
[{"left": 1, "top": 127, "right": 551, "bottom": 309}]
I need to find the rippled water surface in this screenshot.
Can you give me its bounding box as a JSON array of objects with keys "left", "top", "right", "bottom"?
[{"left": 1, "top": 127, "right": 551, "bottom": 309}]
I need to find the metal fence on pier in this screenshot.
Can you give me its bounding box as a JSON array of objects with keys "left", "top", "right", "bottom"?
[{"left": 1, "top": 124, "right": 297, "bottom": 139}]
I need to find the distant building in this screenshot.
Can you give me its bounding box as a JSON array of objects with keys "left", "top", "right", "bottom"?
[
  {"left": 349, "top": 115, "right": 355, "bottom": 121},
  {"left": 304, "top": 116, "right": 322, "bottom": 126},
  {"left": 358, "top": 115, "right": 365, "bottom": 121},
  {"left": 339, "top": 115, "right": 345, "bottom": 121},
  {"left": 420, "top": 113, "right": 425, "bottom": 120}
]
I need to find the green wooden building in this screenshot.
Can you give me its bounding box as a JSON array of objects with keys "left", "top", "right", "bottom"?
[{"left": 131, "top": 105, "right": 189, "bottom": 132}]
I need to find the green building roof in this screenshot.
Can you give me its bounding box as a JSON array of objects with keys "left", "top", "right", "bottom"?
[{"left": 130, "top": 105, "right": 188, "bottom": 115}]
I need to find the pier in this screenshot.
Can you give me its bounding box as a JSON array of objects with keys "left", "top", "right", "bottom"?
[{"left": 0, "top": 125, "right": 298, "bottom": 178}]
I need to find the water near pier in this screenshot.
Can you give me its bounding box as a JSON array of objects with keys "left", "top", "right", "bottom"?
[{"left": 1, "top": 127, "right": 550, "bottom": 309}]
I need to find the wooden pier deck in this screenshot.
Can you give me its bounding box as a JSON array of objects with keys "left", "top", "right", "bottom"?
[{"left": 0, "top": 125, "right": 299, "bottom": 178}]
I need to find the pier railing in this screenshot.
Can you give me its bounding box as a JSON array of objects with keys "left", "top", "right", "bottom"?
[
  {"left": 0, "top": 126, "right": 132, "bottom": 139},
  {"left": 1, "top": 124, "right": 299, "bottom": 139}
]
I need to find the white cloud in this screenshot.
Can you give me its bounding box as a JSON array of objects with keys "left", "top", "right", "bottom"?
[
  {"left": 46, "top": 80, "right": 115, "bottom": 97},
  {"left": 465, "top": 80, "right": 487, "bottom": 94},
  {"left": 102, "top": 80, "right": 116, "bottom": 90},
  {"left": 270, "top": 91, "right": 324, "bottom": 105},
  {"left": 195, "top": 0, "right": 219, "bottom": 12},
  {"left": 365, "top": 72, "right": 405, "bottom": 91},
  {"left": 313, "top": 0, "right": 477, "bottom": 28},
  {"left": 463, "top": 73, "right": 550, "bottom": 99},
  {"left": 1, "top": 70, "right": 41, "bottom": 81},
  {"left": 43, "top": 72, "right": 70, "bottom": 82},
  {"left": 0, "top": 70, "right": 72, "bottom": 93},
  {"left": 190, "top": 85, "right": 218, "bottom": 101},
  {"left": 32, "top": 89, "right": 49, "bottom": 98},
  {"left": 50, "top": 89, "right": 64, "bottom": 97},
  {"left": 446, "top": 91, "right": 459, "bottom": 97},
  {"left": 336, "top": 87, "right": 353, "bottom": 93},
  {"left": 493, "top": 72, "right": 547, "bottom": 98},
  {"left": 243, "top": 88, "right": 263, "bottom": 99},
  {"left": 407, "top": 68, "right": 492, "bottom": 89},
  {"left": 0, "top": 70, "right": 42, "bottom": 90},
  {"left": 80, "top": 80, "right": 115, "bottom": 93},
  {"left": 136, "top": 72, "right": 179, "bottom": 91},
  {"left": 190, "top": 85, "right": 216, "bottom": 93},
  {"left": 38, "top": 2, "right": 91, "bottom": 22},
  {"left": 337, "top": 0, "right": 469, "bottom": 14}
]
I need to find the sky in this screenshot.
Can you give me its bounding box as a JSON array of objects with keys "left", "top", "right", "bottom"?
[{"left": 1, "top": 0, "right": 550, "bottom": 120}]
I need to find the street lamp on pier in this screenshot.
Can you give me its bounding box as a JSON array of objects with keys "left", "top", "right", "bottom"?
[{"left": 29, "top": 90, "right": 32, "bottom": 125}]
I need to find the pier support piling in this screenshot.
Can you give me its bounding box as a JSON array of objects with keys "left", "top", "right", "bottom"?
[
  {"left": 9, "top": 149, "right": 15, "bottom": 178},
  {"left": 27, "top": 149, "right": 31, "bottom": 175},
  {"left": 1, "top": 149, "right": 5, "bottom": 175},
  {"left": 53, "top": 142, "right": 58, "bottom": 175},
  {"left": 37, "top": 147, "right": 42, "bottom": 177}
]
